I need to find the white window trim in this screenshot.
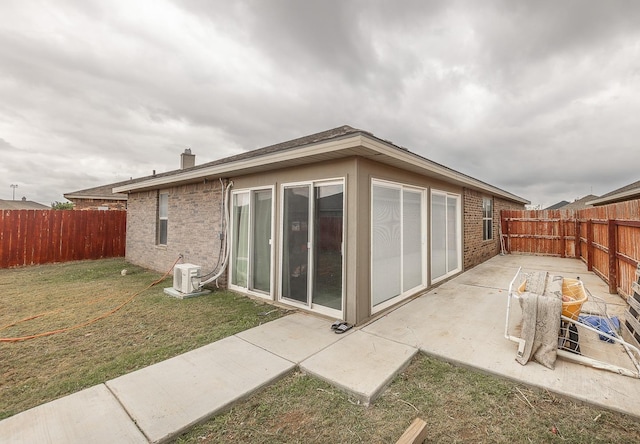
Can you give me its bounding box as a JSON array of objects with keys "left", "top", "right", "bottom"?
[
  {"left": 370, "top": 179, "right": 427, "bottom": 314},
  {"left": 157, "top": 192, "right": 169, "bottom": 246},
  {"left": 483, "top": 197, "right": 493, "bottom": 241},
  {"left": 228, "top": 186, "right": 275, "bottom": 300},
  {"left": 430, "top": 189, "right": 462, "bottom": 284},
  {"left": 278, "top": 178, "right": 346, "bottom": 319}
]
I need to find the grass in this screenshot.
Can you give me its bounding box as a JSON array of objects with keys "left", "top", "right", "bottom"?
[
  {"left": 178, "top": 355, "right": 640, "bottom": 443},
  {"left": 2, "top": 259, "right": 640, "bottom": 443},
  {"left": 0, "top": 258, "right": 288, "bottom": 420}
]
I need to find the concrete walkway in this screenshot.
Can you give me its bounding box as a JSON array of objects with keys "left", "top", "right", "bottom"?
[{"left": 2, "top": 255, "right": 639, "bottom": 443}]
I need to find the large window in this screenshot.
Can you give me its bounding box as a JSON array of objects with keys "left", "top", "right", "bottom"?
[
  {"left": 431, "top": 190, "right": 461, "bottom": 282},
  {"left": 482, "top": 197, "right": 493, "bottom": 241},
  {"left": 157, "top": 192, "right": 168, "bottom": 245},
  {"left": 230, "top": 188, "right": 273, "bottom": 296},
  {"left": 371, "top": 180, "right": 425, "bottom": 311}
]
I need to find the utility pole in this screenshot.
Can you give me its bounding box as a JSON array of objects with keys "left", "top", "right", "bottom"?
[{"left": 10, "top": 184, "right": 18, "bottom": 200}]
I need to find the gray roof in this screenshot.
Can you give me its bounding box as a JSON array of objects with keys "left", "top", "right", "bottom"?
[
  {"left": 64, "top": 178, "right": 141, "bottom": 201},
  {"left": 0, "top": 199, "right": 50, "bottom": 210},
  {"left": 588, "top": 180, "right": 640, "bottom": 205},
  {"left": 559, "top": 194, "right": 598, "bottom": 210},
  {"left": 114, "top": 124, "right": 529, "bottom": 205},
  {"left": 131, "top": 125, "right": 367, "bottom": 183},
  {"left": 544, "top": 200, "right": 570, "bottom": 210},
  {"left": 586, "top": 179, "right": 640, "bottom": 206}
]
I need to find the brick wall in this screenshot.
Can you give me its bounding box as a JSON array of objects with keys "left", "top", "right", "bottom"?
[
  {"left": 125, "top": 181, "right": 227, "bottom": 286},
  {"left": 463, "top": 188, "right": 524, "bottom": 270}
]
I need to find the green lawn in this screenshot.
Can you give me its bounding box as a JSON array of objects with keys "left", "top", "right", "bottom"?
[{"left": 0, "top": 258, "right": 287, "bottom": 419}]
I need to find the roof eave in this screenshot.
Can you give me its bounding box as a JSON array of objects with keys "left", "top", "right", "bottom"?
[
  {"left": 113, "top": 135, "right": 367, "bottom": 193},
  {"left": 359, "top": 136, "right": 529, "bottom": 205},
  {"left": 586, "top": 189, "right": 640, "bottom": 206},
  {"left": 64, "top": 193, "right": 128, "bottom": 201}
]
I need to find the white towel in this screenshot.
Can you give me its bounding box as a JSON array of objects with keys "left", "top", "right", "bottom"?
[{"left": 516, "top": 291, "right": 562, "bottom": 369}]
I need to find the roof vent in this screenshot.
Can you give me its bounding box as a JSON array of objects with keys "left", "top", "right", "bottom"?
[{"left": 181, "top": 148, "right": 195, "bottom": 169}]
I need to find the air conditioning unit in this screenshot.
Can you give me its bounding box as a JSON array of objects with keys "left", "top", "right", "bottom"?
[{"left": 173, "top": 264, "right": 201, "bottom": 294}]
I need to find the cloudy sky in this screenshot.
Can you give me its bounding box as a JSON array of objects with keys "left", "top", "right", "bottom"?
[{"left": 1, "top": 0, "right": 639, "bottom": 208}]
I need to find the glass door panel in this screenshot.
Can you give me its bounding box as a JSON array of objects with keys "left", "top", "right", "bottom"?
[
  {"left": 371, "top": 185, "right": 402, "bottom": 306},
  {"left": 447, "top": 196, "right": 459, "bottom": 272},
  {"left": 231, "top": 193, "right": 250, "bottom": 287},
  {"left": 252, "top": 190, "right": 272, "bottom": 293},
  {"left": 431, "top": 191, "right": 460, "bottom": 282},
  {"left": 431, "top": 193, "right": 447, "bottom": 280},
  {"left": 312, "top": 184, "right": 343, "bottom": 310},
  {"left": 282, "top": 186, "right": 310, "bottom": 303},
  {"left": 402, "top": 190, "right": 423, "bottom": 291}
]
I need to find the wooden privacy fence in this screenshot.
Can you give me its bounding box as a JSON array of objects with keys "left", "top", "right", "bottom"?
[
  {"left": 0, "top": 210, "right": 126, "bottom": 268},
  {"left": 501, "top": 199, "right": 640, "bottom": 298}
]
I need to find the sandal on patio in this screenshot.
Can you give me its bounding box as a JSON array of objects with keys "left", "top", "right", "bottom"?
[
  {"left": 334, "top": 323, "right": 352, "bottom": 334},
  {"left": 331, "top": 320, "right": 346, "bottom": 330}
]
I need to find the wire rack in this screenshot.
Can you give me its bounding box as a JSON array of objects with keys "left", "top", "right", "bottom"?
[{"left": 505, "top": 267, "right": 640, "bottom": 378}]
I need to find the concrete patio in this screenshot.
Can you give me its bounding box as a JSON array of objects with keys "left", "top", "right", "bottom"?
[{"left": 1, "top": 255, "right": 639, "bottom": 443}]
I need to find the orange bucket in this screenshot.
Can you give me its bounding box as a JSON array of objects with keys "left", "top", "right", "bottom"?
[
  {"left": 517, "top": 277, "right": 588, "bottom": 320},
  {"left": 561, "top": 278, "right": 588, "bottom": 320}
]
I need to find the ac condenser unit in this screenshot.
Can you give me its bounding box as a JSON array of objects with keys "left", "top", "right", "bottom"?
[{"left": 173, "top": 263, "right": 201, "bottom": 294}]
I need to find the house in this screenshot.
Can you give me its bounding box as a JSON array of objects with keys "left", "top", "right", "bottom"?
[
  {"left": 114, "top": 125, "right": 528, "bottom": 325},
  {"left": 0, "top": 197, "right": 49, "bottom": 210},
  {"left": 559, "top": 194, "right": 597, "bottom": 210},
  {"left": 64, "top": 149, "right": 197, "bottom": 210},
  {"left": 64, "top": 181, "right": 130, "bottom": 210},
  {"left": 544, "top": 200, "right": 570, "bottom": 210},
  {"left": 587, "top": 180, "right": 640, "bottom": 206}
]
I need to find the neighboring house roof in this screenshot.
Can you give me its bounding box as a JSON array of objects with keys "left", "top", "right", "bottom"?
[
  {"left": 64, "top": 179, "right": 139, "bottom": 202},
  {"left": 559, "top": 194, "right": 598, "bottom": 210},
  {"left": 0, "top": 199, "right": 49, "bottom": 210},
  {"left": 544, "top": 201, "right": 570, "bottom": 210},
  {"left": 586, "top": 179, "right": 640, "bottom": 206},
  {"left": 114, "top": 125, "right": 529, "bottom": 205}
]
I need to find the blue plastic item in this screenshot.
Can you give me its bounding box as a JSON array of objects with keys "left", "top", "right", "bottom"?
[{"left": 578, "top": 315, "right": 620, "bottom": 343}]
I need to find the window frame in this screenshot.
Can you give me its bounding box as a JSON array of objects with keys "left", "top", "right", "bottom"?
[
  {"left": 157, "top": 192, "right": 169, "bottom": 246},
  {"left": 228, "top": 186, "right": 275, "bottom": 300},
  {"left": 430, "top": 189, "right": 462, "bottom": 284},
  {"left": 482, "top": 197, "right": 493, "bottom": 241},
  {"left": 278, "top": 178, "right": 346, "bottom": 318},
  {"left": 370, "top": 178, "right": 427, "bottom": 314}
]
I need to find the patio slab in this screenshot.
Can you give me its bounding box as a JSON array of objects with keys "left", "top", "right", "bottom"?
[
  {"left": 0, "top": 385, "right": 147, "bottom": 444},
  {"left": 106, "top": 335, "right": 295, "bottom": 444},
  {"left": 364, "top": 255, "right": 640, "bottom": 418},
  {"left": 236, "top": 312, "right": 346, "bottom": 363},
  {"left": 299, "top": 330, "right": 418, "bottom": 405}
]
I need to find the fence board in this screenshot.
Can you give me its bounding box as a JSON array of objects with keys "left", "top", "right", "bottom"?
[
  {"left": 0, "top": 210, "right": 126, "bottom": 268},
  {"left": 502, "top": 199, "right": 640, "bottom": 298}
]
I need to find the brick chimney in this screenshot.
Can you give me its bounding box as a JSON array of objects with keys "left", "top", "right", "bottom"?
[{"left": 180, "top": 148, "right": 195, "bottom": 169}]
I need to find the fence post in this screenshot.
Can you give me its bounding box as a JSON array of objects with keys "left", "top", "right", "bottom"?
[
  {"left": 608, "top": 219, "right": 617, "bottom": 294},
  {"left": 504, "top": 214, "right": 510, "bottom": 253},
  {"left": 586, "top": 219, "right": 593, "bottom": 271},
  {"left": 574, "top": 218, "right": 580, "bottom": 259},
  {"left": 559, "top": 215, "right": 566, "bottom": 258}
]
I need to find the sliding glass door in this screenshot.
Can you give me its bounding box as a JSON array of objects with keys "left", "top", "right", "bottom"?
[
  {"left": 431, "top": 190, "right": 461, "bottom": 282},
  {"left": 281, "top": 186, "right": 310, "bottom": 303},
  {"left": 313, "top": 184, "right": 343, "bottom": 311},
  {"left": 371, "top": 180, "right": 426, "bottom": 312},
  {"left": 230, "top": 188, "right": 273, "bottom": 296},
  {"left": 281, "top": 181, "right": 344, "bottom": 315}
]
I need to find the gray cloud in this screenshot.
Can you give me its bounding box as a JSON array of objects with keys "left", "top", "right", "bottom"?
[{"left": 0, "top": 0, "right": 639, "bottom": 208}]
